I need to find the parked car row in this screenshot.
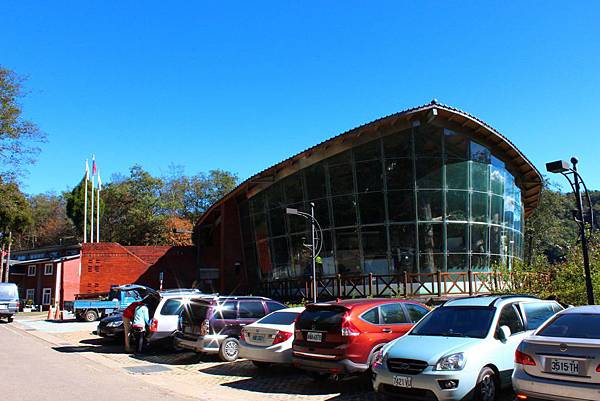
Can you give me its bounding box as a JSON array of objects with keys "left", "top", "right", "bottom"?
[{"left": 97, "top": 291, "right": 599, "bottom": 401}]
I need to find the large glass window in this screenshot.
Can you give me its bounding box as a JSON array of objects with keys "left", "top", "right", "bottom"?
[
  {"left": 388, "top": 191, "right": 415, "bottom": 222},
  {"left": 416, "top": 158, "right": 443, "bottom": 188},
  {"left": 242, "top": 123, "right": 526, "bottom": 279},
  {"left": 389, "top": 224, "right": 416, "bottom": 272},
  {"left": 332, "top": 195, "right": 357, "bottom": 227},
  {"left": 386, "top": 158, "right": 413, "bottom": 190},
  {"left": 417, "top": 190, "right": 443, "bottom": 221},
  {"left": 329, "top": 163, "right": 354, "bottom": 195},
  {"left": 335, "top": 228, "right": 361, "bottom": 275},
  {"left": 361, "top": 225, "right": 389, "bottom": 274},
  {"left": 305, "top": 164, "right": 327, "bottom": 200},
  {"left": 356, "top": 161, "right": 383, "bottom": 192},
  {"left": 358, "top": 192, "right": 385, "bottom": 225}
]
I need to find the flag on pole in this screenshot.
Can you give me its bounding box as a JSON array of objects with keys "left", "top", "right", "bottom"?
[
  {"left": 97, "top": 171, "right": 102, "bottom": 191},
  {"left": 92, "top": 155, "right": 97, "bottom": 175},
  {"left": 83, "top": 159, "right": 89, "bottom": 243}
]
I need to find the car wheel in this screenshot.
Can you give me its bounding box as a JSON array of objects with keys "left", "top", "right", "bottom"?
[
  {"left": 219, "top": 338, "right": 239, "bottom": 362},
  {"left": 475, "top": 367, "right": 497, "bottom": 401},
  {"left": 84, "top": 310, "right": 98, "bottom": 322},
  {"left": 252, "top": 361, "right": 271, "bottom": 369},
  {"left": 7, "top": 316, "right": 13, "bottom": 323}
]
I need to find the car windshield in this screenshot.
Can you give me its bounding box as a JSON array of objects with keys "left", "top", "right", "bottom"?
[
  {"left": 410, "top": 306, "right": 495, "bottom": 339},
  {"left": 538, "top": 313, "right": 600, "bottom": 339},
  {"left": 0, "top": 285, "right": 17, "bottom": 300},
  {"left": 257, "top": 311, "right": 300, "bottom": 325}
]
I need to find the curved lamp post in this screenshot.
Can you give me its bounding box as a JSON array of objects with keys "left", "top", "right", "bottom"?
[
  {"left": 286, "top": 202, "right": 323, "bottom": 303},
  {"left": 546, "top": 157, "right": 595, "bottom": 305}
]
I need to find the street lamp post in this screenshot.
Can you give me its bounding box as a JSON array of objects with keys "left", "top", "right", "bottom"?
[
  {"left": 286, "top": 203, "right": 322, "bottom": 303},
  {"left": 546, "top": 157, "right": 595, "bottom": 305}
]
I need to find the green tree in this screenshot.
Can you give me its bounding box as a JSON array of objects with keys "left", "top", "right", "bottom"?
[
  {"left": 0, "top": 66, "right": 45, "bottom": 180},
  {"left": 16, "top": 192, "right": 76, "bottom": 249},
  {"left": 65, "top": 176, "right": 103, "bottom": 238},
  {"left": 0, "top": 178, "right": 33, "bottom": 245},
  {"left": 101, "top": 165, "right": 168, "bottom": 245},
  {"left": 524, "top": 178, "right": 577, "bottom": 263}
]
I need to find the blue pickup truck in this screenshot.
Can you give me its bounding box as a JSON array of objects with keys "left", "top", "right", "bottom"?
[{"left": 71, "top": 284, "right": 156, "bottom": 322}]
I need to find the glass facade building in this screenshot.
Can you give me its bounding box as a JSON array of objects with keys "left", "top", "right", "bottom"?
[
  {"left": 238, "top": 124, "right": 525, "bottom": 281},
  {"left": 195, "top": 103, "right": 542, "bottom": 294}
]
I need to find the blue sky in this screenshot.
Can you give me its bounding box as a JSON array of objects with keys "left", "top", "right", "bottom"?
[{"left": 2, "top": 1, "right": 599, "bottom": 194}]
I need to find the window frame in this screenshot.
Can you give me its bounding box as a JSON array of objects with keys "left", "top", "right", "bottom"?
[
  {"left": 518, "top": 301, "right": 563, "bottom": 331},
  {"left": 495, "top": 303, "right": 525, "bottom": 338},
  {"left": 44, "top": 263, "right": 53, "bottom": 275},
  {"left": 359, "top": 306, "right": 381, "bottom": 325},
  {"left": 379, "top": 302, "right": 410, "bottom": 325},
  {"left": 237, "top": 300, "right": 267, "bottom": 319},
  {"left": 42, "top": 288, "right": 52, "bottom": 305},
  {"left": 27, "top": 265, "right": 36, "bottom": 276},
  {"left": 26, "top": 288, "right": 35, "bottom": 303},
  {"left": 402, "top": 303, "right": 430, "bottom": 323}
]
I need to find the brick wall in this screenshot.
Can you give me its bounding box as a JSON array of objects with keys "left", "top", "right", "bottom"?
[{"left": 80, "top": 243, "right": 197, "bottom": 294}]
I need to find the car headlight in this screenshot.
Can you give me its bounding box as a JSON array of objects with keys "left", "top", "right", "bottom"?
[
  {"left": 107, "top": 321, "right": 123, "bottom": 328},
  {"left": 435, "top": 352, "right": 466, "bottom": 371}
]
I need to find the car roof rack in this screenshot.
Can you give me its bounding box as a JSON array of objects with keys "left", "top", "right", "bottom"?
[{"left": 487, "top": 294, "right": 538, "bottom": 307}]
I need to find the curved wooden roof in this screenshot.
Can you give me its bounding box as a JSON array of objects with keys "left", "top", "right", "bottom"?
[{"left": 197, "top": 101, "right": 542, "bottom": 226}]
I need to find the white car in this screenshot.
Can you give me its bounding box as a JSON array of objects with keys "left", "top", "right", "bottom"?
[
  {"left": 239, "top": 306, "right": 305, "bottom": 367},
  {"left": 372, "top": 295, "right": 563, "bottom": 401},
  {"left": 147, "top": 289, "right": 210, "bottom": 347}
]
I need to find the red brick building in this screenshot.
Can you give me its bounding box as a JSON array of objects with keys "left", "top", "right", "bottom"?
[
  {"left": 8, "top": 242, "right": 202, "bottom": 309},
  {"left": 9, "top": 244, "right": 81, "bottom": 311}
]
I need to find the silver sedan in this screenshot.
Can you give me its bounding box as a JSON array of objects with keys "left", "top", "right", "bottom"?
[{"left": 513, "top": 305, "right": 600, "bottom": 401}]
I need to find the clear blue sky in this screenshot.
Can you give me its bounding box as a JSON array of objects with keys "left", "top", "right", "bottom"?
[{"left": 2, "top": 1, "right": 599, "bottom": 195}]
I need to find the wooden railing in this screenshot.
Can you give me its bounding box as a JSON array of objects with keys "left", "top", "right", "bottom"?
[{"left": 259, "top": 270, "right": 552, "bottom": 303}]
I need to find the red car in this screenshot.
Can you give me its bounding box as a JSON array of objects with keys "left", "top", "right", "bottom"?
[{"left": 292, "top": 298, "right": 429, "bottom": 378}]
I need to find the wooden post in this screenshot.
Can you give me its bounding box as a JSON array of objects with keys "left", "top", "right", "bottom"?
[
  {"left": 467, "top": 268, "right": 473, "bottom": 296},
  {"left": 437, "top": 271, "right": 442, "bottom": 297},
  {"left": 368, "top": 273, "right": 373, "bottom": 297},
  {"left": 403, "top": 271, "right": 409, "bottom": 297},
  {"left": 337, "top": 274, "right": 342, "bottom": 298}
]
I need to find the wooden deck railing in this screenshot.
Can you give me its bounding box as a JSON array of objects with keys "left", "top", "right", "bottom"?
[{"left": 259, "top": 270, "right": 551, "bottom": 303}]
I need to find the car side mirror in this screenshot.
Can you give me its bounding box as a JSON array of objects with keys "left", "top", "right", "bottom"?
[{"left": 498, "top": 325, "right": 511, "bottom": 341}]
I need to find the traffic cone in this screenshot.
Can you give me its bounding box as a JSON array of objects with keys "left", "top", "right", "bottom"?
[
  {"left": 54, "top": 306, "right": 61, "bottom": 320},
  {"left": 47, "top": 306, "right": 53, "bottom": 320}
]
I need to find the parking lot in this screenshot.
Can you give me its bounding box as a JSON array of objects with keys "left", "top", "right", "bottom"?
[{"left": 12, "top": 316, "right": 516, "bottom": 401}]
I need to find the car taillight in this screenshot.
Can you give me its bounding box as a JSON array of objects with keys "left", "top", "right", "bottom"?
[
  {"left": 341, "top": 312, "right": 360, "bottom": 337},
  {"left": 293, "top": 314, "right": 302, "bottom": 337},
  {"left": 515, "top": 394, "right": 528, "bottom": 400},
  {"left": 515, "top": 350, "right": 536, "bottom": 366},
  {"left": 200, "top": 319, "right": 210, "bottom": 336},
  {"left": 240, "top": 328, "right": 246, "bottom": 342},
  {"left": 272, "top": 330, "right": 293, "bottom": 345},
  {"left": 596, "top": 364, "right": 600, "bottom": 372},
  {"left": 149, "top": 318, "right": 158, "bottom": 332}
]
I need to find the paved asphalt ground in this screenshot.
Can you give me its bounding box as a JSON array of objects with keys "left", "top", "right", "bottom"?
[
  {"left": 0, "top": 316, "right": 516, "bottom": 401},
  {"left": 0, "top": 321, "right": 196, "bottom": 401}
]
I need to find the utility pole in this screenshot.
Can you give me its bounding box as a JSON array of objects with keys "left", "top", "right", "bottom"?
[
  {"left": 572, "top": 158, "right": 595, "bottom": 305},
  {"left": 4, "top": 231, "right": 12, "bottom": 282}
]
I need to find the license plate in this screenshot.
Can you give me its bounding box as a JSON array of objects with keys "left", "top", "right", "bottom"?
[
  {"left": 550, "top": 359, "right": 580, "bottom": 375},
  {"left": 393, "top": 375, "right": 412, "bottom": 388},
  {"left": 251, "top": 335, "right": 265, "bottom": 342},
  {"left": 306, "top": 331, "right": 322, "bottom": 342},
  {"left": 0, "top": 305, "right": 7, "bottom": 310}
]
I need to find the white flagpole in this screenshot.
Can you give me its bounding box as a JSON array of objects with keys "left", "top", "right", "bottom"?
[
  {"left": 90, "top": 156, "right": 95, "bottom": 243},
  {"left": 83, "top": 160, "right": 89, "bottom": 243},
  {"left": 96, "top": 171, "right": 101, "bottom": 242}
]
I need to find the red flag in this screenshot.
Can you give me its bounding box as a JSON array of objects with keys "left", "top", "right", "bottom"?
[{"left": 92, "top": 155, "right": 97, "bottom": 175}]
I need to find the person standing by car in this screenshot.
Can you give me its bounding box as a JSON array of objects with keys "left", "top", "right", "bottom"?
[
  {"left": 122, "top": 300, "right": 143, "bottom": 352},
  {"left": 131, "top": 299, "right": 151, "bottom": 354}
]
